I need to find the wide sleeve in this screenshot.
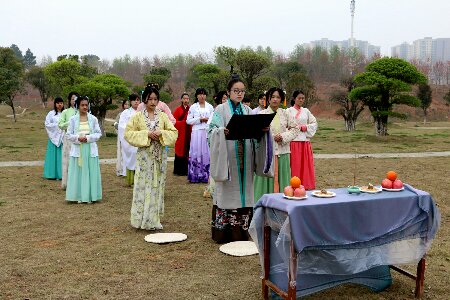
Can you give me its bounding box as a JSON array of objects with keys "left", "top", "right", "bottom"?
[
  {"left": 86, "top": 115, "right": 102, "bottom": 143},
  {"left": 208, "top": 110, "right": 229, "bottom": 182},
  {"left": 160, "top": 102, "right": 176, "bottom": 125},
  {"left": 58, "top": 110, "right": 69, "bottom": 130},
  {"left": 66, "top": 116, "right": 81, "bottom": 145},
  {"left": 280, "top": 110, "right": 301, "bottom": 144},
  {"left": 118, "top": 110, "right": 129, "bottom": 143},
  {"left": 254, "top": 131, "right": 274, "bottom": 178},
  {"left": 45, "top": 112, "right": 64, "bottom": 146},
  {"left": 186, "top": 104, "right": 200, "bottom": 125},
  {"left": 305, "top": 109, "right": 318, "bottom": 138},
  {"left": 159, "top": 113, "right": 178, "bottom": 147},
  {"left": 125, "top": 113, "right": 151, "bottom": 148}
]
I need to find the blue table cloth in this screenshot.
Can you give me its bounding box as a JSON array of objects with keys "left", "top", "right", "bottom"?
[{"left": 249, "top": 184, "right": 440, "bottom": 297}]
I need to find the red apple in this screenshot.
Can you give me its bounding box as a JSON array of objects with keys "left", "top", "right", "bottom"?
[
  {"left": 284, "top": 186, "right": 294, "bottom": 197},
  {"left": 294, "top": 187, "right": 306, "bottom": 197},
  {"left": 392, "top": 179, "right": 403, "bottom": 189},
  {"left": 381, "top": 179, "right": 393, "bottom": 189}
]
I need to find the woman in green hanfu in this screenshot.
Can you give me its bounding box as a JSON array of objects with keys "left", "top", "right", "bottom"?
[
  {"left": 125, "top": 86, "right": 178, "bottom": 230},
  {"left": 253, "top": 87, "right": 300, "bottom": 202},
  {"left": 208, "top": 76, "right": 273, "bottom": 244}
]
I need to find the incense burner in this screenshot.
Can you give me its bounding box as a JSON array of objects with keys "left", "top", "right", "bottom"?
[{"left": 347, "top": 186, "right": 361, "bottom": 194}]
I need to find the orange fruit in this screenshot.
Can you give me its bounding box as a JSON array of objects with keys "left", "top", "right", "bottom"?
[
  {"left": 290, "top": 176, "right": 301, "bottom": 189},
  {"left": 386, "top": 171, "right": 397, "bottom": 181}
]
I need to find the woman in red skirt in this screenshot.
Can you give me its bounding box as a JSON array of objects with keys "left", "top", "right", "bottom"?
[{"left": 286, "top": 90, "right": 318, "bottom": 190}]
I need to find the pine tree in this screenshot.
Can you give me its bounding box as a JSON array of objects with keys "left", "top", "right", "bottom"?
[
  {"left": 23, "top": 48, "right": 37, "bottom": 69},
  {"left": 10, "top": 44, "right": 23, "bottom": 61}
]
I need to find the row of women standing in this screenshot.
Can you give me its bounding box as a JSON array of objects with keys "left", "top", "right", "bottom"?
[{"left": 43, "top": 94, "right": 102, "bottom": 203}]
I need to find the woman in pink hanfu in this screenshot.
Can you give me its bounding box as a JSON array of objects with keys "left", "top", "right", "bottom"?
[{"left": 286, "top": 90, "right": 318, "bottom": 190}]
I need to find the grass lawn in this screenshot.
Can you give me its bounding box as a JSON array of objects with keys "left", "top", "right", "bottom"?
[{"left": 0, "top": 106, "right": 449, "bottom": 299}]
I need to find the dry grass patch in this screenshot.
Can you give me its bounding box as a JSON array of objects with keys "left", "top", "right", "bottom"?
[{"left": 0, "top": 157, "right": 448, "bottom": 299}]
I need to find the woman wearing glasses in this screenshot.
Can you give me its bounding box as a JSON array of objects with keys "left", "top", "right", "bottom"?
[
  {"left": 253, "top": 87, "right": 300, "bottom": 202},
  {"left": 186, "top": 88, "right": 214, "bottom": 183},
  {"left": 208, "top": 77, "right": 273, "bottom": 243}
]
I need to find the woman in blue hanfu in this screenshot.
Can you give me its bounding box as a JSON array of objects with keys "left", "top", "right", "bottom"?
[
  {"left": 43, "top": 97, "right": 65, "bottom": 179},
  {"left": 208, "top": 76, "right": 273, "bottom": 244}
]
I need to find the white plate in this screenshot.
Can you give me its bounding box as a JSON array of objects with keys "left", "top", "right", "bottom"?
[
  {"left": 359, "top": 186, "right": 382, "bottom": 193},
  {"left": 382, "top": 187, "right": 405, "bottom": 192},
  {"left": 311, "top": 191, "right": 336, "bottom": 198},
  {"left": 219, "top": 241, "right": 259, "bottom": 256},
  {"left": 144, "top": 233, "right": 187, "bottom": 244},
  {"left": 283, "top": 195, "right": 308, "bottom": 200}
]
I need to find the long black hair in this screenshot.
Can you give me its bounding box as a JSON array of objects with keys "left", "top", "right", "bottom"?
[
  {"left": 142, "top": 86, "right": 160, "bottom": 103},
  {"left": 265, "top": 87, "right": 285, "bottom": 108},
  {"left": 74, "top": 96, "right": 90, "bottom": 111},
  {"left": 291, "top": 90, "right": 305, "bottom": 107},
  {"left": 214, "top": 90, "right": 227, "bottom": 106},
  {"left": 53, "top": 97, "right": 64, "bottom": 115},
  {"left": 67, "top": 91, "right": 79, "bottom": 108},
  {"left": 194, "top": 88, "right": 207, "bottom": 103}
]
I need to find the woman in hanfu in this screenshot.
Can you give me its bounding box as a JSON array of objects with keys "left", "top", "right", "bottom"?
[
  {"left": 65, "top": 96, "right": 102, "bottom": 203},
  {"left": 286, "top": 90, "right": 318, "bottom": 190},
  {"left": 43, "top": 97, "right": 65, "bottom": 179},
  {"left": 208, "top": 77, "right": 273, "bottom": 243},
  {"left": 114, "top": 99, "right": 129, "bottom": 176},
  {"left": 125, "top": 86, "right": 178, "bottom": 230},
  {"left": 172, "top": 92, "right": 192, "bottom": 176},
  {"left": 186, "top": 88, "right": 214, "bottom": 183},
  {"left": 58, "top": 91, "right": 79, "bottom": 190},
  {"left": 253, "top": 87, "right": 300, "bottom": 202}
]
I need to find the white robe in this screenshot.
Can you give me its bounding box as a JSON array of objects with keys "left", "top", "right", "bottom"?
[
  {"left": 45, "top": 111, "right": 64, "bottom": 147},
  {"left": 118, "top": 108, "right": 138, "bottom": 174}
]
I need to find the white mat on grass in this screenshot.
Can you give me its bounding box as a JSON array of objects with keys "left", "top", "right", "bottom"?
[
  {"left": 219, "top": 241, "right": 259, "bottom": 256},
  {"left": 144, "top": 233, "right": 187, "bottom": 244}
]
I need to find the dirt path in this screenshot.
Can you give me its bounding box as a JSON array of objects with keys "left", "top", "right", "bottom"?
[{"left": 1, "top": 151, "right": 450, "bottom": 167}]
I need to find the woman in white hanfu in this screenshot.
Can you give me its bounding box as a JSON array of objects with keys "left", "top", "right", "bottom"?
[
  {"left": 114, "top": 99, "right": 129, "bottom": 176},
  {"left": 186, "top": 88, "right": 214, "bottom": 183},
  {"left": 125, "top": 86, "right": 178, "bottom": 230},
  {"left": 208, "top": 77, "right": 273, "bottom": 244},
  {"left": 43, "top": 97, "right": 65, "bottom": 179},
  {"left": 118, "top": 94, "right": 140, "bottom": 186}
]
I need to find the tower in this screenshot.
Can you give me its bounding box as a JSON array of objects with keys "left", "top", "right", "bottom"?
[{"left": 350, "top": 0, "right": 356, "bottom": 49}]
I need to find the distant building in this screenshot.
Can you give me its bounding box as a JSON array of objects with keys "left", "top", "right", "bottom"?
[
  {"left": 391, "top": 37, "right": 450, "bottom": 63},
  {"left": 301, "top": 38, "right": 380, "bottom": 58}
]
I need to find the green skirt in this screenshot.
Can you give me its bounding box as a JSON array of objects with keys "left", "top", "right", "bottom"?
[
  {"left": 253, "top": 153, "right": 291, "bottom": 203},
  {"left": 43, "top": 139, "right": 63, "bottom": 180},
  {"left": 66, "top": 143, "right": 102, "bottom": 202}
]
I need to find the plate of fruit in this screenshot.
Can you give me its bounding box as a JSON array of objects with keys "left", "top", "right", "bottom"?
[
  {"left": 359, "top": 183, "right": 382, "bottom": 193},
  {"left": 381, "top": 171, "right": 405, "bottom": 191},
  {"left": 312, "top": 189, "right": 336, "bottom": 198},
  {"left": 283, "top": 176, "right": 308, "bottom": 200}
]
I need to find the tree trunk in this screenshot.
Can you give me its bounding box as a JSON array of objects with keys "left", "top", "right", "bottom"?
[
  {"left": 97, "top": 109, "right": 107, "bottom": 137},
  {"left": 374, "top": 116, "right": 388, "bottom": 136},
  {"left": 8, "top": 98, "right": 17, "bottom": 122},
  {"left": 345, "top": 119, "right": 356, "bottom": 131},
  {"left": 423, "top": 108, "right": 427, "bottom": 125}
]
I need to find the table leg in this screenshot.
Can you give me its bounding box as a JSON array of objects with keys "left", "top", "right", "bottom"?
[
  {"left": 262, "top": 224, "right": 270, "bottom": 300},
  {"left": 287, "top": 239, "right": 297, "bottom": 300},
  {"left": 415, "top": 257, "right": 426, "bottom": 298}
]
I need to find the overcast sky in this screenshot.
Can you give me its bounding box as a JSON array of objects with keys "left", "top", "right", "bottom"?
[{"left": 1, "top": 0, "right": 449, "bottom": 62}]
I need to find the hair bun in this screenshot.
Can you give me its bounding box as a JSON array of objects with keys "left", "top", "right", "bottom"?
[
  {"left": 230, "top": 73, "right": 240, "bottom": 80},
  {"left": 146, "top": 82, "right": 160, "bottom": 91}
]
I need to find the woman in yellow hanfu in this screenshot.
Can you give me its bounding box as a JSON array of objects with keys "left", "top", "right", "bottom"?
[{"left": 125, "top": 86, "right": 178, "bottom": 230}]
